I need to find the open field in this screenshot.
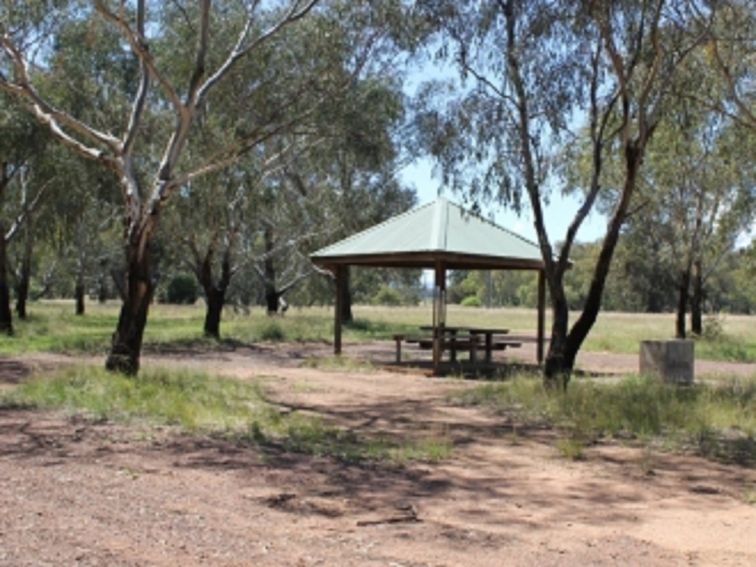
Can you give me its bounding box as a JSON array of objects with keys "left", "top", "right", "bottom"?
[{"left": 2, "top": 300, "right": 755, "bottom": 363}]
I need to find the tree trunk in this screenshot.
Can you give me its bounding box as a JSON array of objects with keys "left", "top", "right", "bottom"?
[
  {"left": 193, "top": 232, "right": 235, "bottom": 339},
  {"left": 203, "top": 288, "right": 224, "bottom": 338},
  {"left": 265, "top": 286, "right": 281, "bottom": 315},
  {"left": 105, "top": 228, "right": 155, "bottom": 375},
  {"left": 544, "top": 143, "right": 645, "bottom": 385},
  {"left": 75, "top": 281, "right": 86, "bottom": 316},
  {"left": 675, "top": 267, "right": 691, "bottom": 339},
  {"left": 15, "top": 273, "right": 29, "bottom": 319},
  {"left": 14, "top": 218, "right": 32, "bottom": 319},
  {"left": 263, "top": 226, "right": 280, "bottom": 315},
  {"left": 690, "top": 258, "right": 703, "bottom": 335},
  {"left": 339, "top": 266, "right": 353, "bottom": 323},
  {"left": 0, "top": 232, "right": 13, "bottom": 335},
  {"left": 543, "top": 284, "right": 573, "bottom": 386},
  {"left": 97, "top": 271, "right": 108, "bottom": 303}
]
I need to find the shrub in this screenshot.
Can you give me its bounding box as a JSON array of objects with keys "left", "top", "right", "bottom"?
[
  {"left": 461, "top": 295, "right": 482, "bottom": 307},
  {"left": 259, "top": 320, "right": 286, "bottom": 341},
  {"left": 372, "top": 285, "right": 402, "bottom": 306},
  {"left": 165, "top": 274, "right": 199, "bottom": 304},
  {"left": 702, "top": 315, "right": 725, "bottom": 340}
]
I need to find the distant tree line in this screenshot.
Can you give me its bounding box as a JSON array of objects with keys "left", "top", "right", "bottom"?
[{"left": 448, "top": 237, "right": 756, "bottom": 317}]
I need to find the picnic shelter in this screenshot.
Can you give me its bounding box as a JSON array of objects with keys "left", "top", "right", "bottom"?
[{"left": 310, "top": 197, "right": 547, "bottom": 374}]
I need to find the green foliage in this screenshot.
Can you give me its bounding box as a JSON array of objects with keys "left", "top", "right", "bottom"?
[
  {"left": 371, "top": 285, "right": 403, "bottom": 306},
  {"left": 555, "top": 438, "right": 585, "bottom": 460},
  {"left": 259, "top": 320, "right": 286, "bottom": 341},
  {"left": 455, "top": 374, "right": 756, "bottom": 465},
  {"left": 2, "top": 365, "right": 273, "bottom": 432},
  {"left": 163, "top": 274, "right": 199, "bottom": 305},
  {"left": 460, "top": 295, "right": 482, "bottom": 307}
]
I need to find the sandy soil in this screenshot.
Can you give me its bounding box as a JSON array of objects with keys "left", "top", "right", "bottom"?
[{"left": 1, "top": 345, "right": 754, "bottom": 566}]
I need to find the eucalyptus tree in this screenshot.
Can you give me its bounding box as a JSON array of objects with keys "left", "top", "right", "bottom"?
[
  {"left": 1, "top": 0, "right": 330, "bottom": 373},
  {"left": 0, "top": 96, "right": 49, "bottom": 332},
  {"left": 159, "top": 0, "right": 416, "bottom": 335},
  {"left": 416, "top": 1, "right": 724, "bottom": 384},
  {"left": 633, "top": 108, "right": 754, "bottom": 338}
]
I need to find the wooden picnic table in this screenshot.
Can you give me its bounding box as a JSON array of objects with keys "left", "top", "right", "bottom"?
[{"left": 418, "top": 326, "right": 515, "bottom": 363}]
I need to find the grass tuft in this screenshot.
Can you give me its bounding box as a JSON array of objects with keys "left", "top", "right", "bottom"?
[
  {"left": 454, "top": 373, "right": 756, "bottom": 465},
  {"left": 258, "top": 320, "right": 286, "bottom": 342},
  {"left": 301, "top": 356, "right": 375, "bottom": 373},
  {"left": 1, "top": 365, "right": 451, "bottom": 465},
  {"left": 555, "top": 438, "right": 585, "bottom": 460}
]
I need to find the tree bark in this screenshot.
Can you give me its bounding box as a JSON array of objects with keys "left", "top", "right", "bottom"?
[
  {"left": 75, "top": 281, "right": 86, "bottom": 316},
  {"left": 15, "top": 270, "right": 29, "bottom": 319},
  {"left": 265, "top": 287, "right": 281, "bottom": 315},
  {"left": 0, "top": 232, "right": 13, "bottom": 335},
  {"left": 105, "top": 227, "right": 155, "bottom": 375},
  {"left": 97, "top": 270, "right": 109, "bottom": 303},
  {"left": 543, "top": 284, "right": 572, "bottom": 386},
  {"left": 690, "top": 258, "right": 703, "bottom": 335},
  {"left": 203, "top": 287, "right": 224, "bottom": 338},
  {"left": 263, "top": 226, "right": 280, "bottom": 315},
  {"left": 199, "top": 255, "right": 231, "bottom": 338},
  {"left": 15, "top": 233, "right": 31, "bottom": 320}
]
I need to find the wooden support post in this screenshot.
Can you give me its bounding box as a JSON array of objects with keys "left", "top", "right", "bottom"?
[
  {"left": 334, "top": 265, "right": 344, "bottom": 355},
  {"left": 432, "top": 261, "right": 446, "bottom": 376},
  {"left": 537, "top": 269, "right": 545, "bottom": 365}
]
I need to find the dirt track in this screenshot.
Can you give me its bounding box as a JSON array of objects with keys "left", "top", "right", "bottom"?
[{"left": 1, "top": 345, "right": 755, "bottom": 566}]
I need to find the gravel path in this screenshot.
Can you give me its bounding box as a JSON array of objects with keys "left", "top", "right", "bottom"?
[{"left": 1, "top": 347, "right": 754, "bottom": 566}]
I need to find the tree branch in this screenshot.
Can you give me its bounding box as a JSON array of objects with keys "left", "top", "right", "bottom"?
[
  {"left": 93, "top": 0, "right": 184, "bottom": 116},
  {"left": 195, "top": 0, "right": 320, "bottom": 108}
]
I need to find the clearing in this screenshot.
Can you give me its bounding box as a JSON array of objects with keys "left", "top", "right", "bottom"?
[{"left": 1, "top": 344, "right": 755, "bottom": 566}]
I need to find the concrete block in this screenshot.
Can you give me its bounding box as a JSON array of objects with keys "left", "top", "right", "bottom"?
[{"left": 639, "top": 340, "right": 694, "bottom": 384}]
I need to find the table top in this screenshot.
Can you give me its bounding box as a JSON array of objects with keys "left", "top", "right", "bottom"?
[{"left": 419, "top": 325, "right": 509, "bottom": 334}]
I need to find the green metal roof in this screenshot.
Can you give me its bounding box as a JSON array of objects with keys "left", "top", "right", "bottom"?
[{"left": 311, "top": 198, "right": 544, "bottom": 270}]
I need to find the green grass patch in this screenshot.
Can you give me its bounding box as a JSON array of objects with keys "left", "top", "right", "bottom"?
[
  {"left": 454, "top": 374, "right": 756, "bottom": 465},
  {"left": 301, "top": 355, "right": 375, "bottom": 373},
  {"left": 0, "top": 365, "right": 451, "bottom": 465},
  {"left": 1, "top": 365, "right": 275, "bottom": 432},
  {"left": 555, "top": 437, "right": 586, "bottom": 460}
]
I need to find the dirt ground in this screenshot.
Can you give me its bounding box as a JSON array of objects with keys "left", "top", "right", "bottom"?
[{"left": 1, "top": 344, "right": 755, "bottom": 566}]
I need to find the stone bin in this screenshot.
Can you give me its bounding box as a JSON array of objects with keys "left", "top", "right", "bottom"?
[{"left": 639, "top": 340, "right": 694, "bottom": 385}]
